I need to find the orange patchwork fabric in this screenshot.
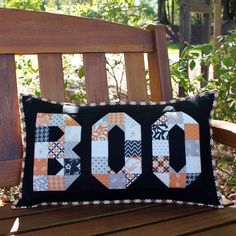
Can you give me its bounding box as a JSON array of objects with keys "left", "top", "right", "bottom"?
[
  {"left": 34, "top": 158, "right": 48, "bottom": 175},
  {"left": 48, "top": 176, "right": 65, "bottom": 190},
  {"left": 36, "top": 113, "right": 52, "bottom": 126},
  {"left": 92, "top": 124, "right": 108, "bottom": 141},
  {"left": 108, "top": 112, "right": 124, "bottom": 125},
  {"left": 65, "top": 115, "right": 80, "bottom": 126},
  {"left": 93, "top": 174, "right": 109, "bottom": 188},
  {"left": 170, "top": 173, "right": 186, "bottom": 188},
  {"left": 184, "top": 124, "right": 199, "bottom": 140}
]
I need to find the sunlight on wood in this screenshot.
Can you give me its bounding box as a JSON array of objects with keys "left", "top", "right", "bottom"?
[{"left": 10, "top": 217, "right": 19, "bottom": 234}]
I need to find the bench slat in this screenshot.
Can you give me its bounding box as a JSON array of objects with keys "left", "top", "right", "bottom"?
[
  {"left": 108, "top": 208, "right": 236, "bottom": 236},
  {"left": 0, "top": 54, "right": 22, "bottom": 187},
  {"left": 10, "top": 205, "right": 212, "bottom": 236},
  {"left": 0, "top": 159, "right": 21, "bottom": 187},
  {"left": 0, "top": 9, "right": 154, "bottom": 54},
  {"left": 212, "top": 120, "right": 236, "bottom": 148},
  {"left": 124, "top": 53, "right": 147, "bottom": 102},
  {"left": 147, "top": 25, "right": 172, "bottom": 102},
  {"left": 38, "top": 54, "right": 65, "bottom": 102},
  {"left": 83, "top": 53, "right": 109, "bottom": 103}
]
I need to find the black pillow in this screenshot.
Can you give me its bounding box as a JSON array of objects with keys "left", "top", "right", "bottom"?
[{"left": 14, "top": 91, "right": 223, "bottom": 208}]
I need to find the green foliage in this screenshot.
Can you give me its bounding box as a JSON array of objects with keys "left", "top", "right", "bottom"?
[
  {"left": 170, "top": 30, "right": 236, "bottom": 122},
  {"left": 16, "top": 55, "right": 40, "bottom": 96},
  {"left": 62, "top": 54, "right": 87, "bottom": 103},
  {"left": 48, "top": 0, "right": 157, "bottom": 28},
  {"left": 2, "top": 0, "right": 44, "bottom": 10}
]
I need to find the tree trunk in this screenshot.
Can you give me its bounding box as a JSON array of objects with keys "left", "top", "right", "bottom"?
[
  {"left": 158, "top": 0, "right": 169, "bottom": 24},
  {"left": 171, "top": 0, "right": 174, "bottom": 24},
  {"left": 222, "top": 0, "right": 232, "bottom": 20},
  {"left": 231, "top": 0, "right": 236, "bottom": 19}
]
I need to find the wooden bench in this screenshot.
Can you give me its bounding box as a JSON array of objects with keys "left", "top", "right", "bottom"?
[{"left": 0, "top": 8, "right": 236, "bottom": 236}]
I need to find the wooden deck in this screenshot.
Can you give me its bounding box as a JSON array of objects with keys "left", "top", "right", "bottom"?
[{"left": 0, "top": 203, "right": 235, "bottom": 235}]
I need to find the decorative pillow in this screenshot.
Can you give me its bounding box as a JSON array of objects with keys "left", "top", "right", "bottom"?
[{"left": 14, "top": 91, "right": 223, "bottom": 208}]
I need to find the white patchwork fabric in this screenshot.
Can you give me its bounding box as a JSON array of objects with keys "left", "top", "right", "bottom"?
[
  {"left": 64, "top": 142, "right": 79, "bottom": 159},
  {"left": 155, "top": 173, "right": 170, "bottom": 187},
  {"left": 186, "top": 156, "right": 201, "bottom": 173},
  {"left": 124, "top": 157, "right": 142, "bottom": 174},
  {"left": 152, "top": 140, "right": 169, "bottom": 156},
  {"left": 65, "top": 126, "right": 81, "bottom": 142},
  {"left": 49, "top": 114, "right": 66, "bottom": 126},
  {"left": 34, "top": 142, "right": 49, "bottom": 158},
  {"left": 91, "top": 141, "right": 108, "bottom": 157},
  {"left": 182, "top": 113, "right": 198, "bottom": 124},
  {"left": 124, "top": 114, "right": 141, "bottom": 140},
  {"left": 33, "top": 175, "right": 48, "bottom": 191}
]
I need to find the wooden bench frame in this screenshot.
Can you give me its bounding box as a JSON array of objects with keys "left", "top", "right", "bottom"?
[{"left": 0, "top": 8, "right": 236, "bottom": 235}]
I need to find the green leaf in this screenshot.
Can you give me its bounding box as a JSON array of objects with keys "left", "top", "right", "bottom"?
[
  {"left": 201, "top": 44, "right": 213, "bottom": 54},
  {"left": 190, "top": 52, "right": 200, "bottom": 57},
  {"left": 189, "top": 60, "right": 196, "bottom": 70},
  {"left": 78, "top": 67, "right": 84, "bottom": 78},
  {"left": 223, "top": 55, "right": 234, "bottom": 67}
]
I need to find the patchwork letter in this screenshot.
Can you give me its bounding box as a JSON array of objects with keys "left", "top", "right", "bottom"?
[
  {"left": 152, "top": 112, "right": 201, "bottom": 188},
  {"left": 91, "top": 112, "right": 142, "bottom": 189},
  {"left": 33, "top": 113, "right": 81, "bottom": 191}
]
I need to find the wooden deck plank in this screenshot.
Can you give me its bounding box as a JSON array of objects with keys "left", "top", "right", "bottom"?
[
  {"left": 106, "top": 208, "right": 236, "bottom": 236},
  {"left": 0, "top": 204, "right": 155, "bottom": 235},
  {"left": 0, "top": 205, "right": 75, "bottom": 220},
  {"left": 13, "top": 205, "right": 212, "bottom": 236},
  {"left": 1, "top": 197, "right": 231, "bottom": 220},
  {"left": 189, "top": 223, "right": 236, "bottom": 236},
  {"left": 124, "top": 53, "right": 147, "bottom": 102}
]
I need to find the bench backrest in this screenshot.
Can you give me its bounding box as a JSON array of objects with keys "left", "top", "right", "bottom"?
[{"left": 0, "top": 8, "right": 172, "bottom": 187}]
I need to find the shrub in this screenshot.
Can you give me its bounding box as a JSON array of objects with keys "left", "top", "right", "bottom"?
[{"left": 170, "top": 30, "right": 236, "bottom": 122}]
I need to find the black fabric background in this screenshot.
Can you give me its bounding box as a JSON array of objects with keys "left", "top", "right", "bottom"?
[{"left": 17, "top": 93, "right": 221, "bottom": 207}]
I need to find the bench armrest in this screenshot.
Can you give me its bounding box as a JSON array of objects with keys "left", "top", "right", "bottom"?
[{"left": 212, "top": 120, "right": 236, "bottom": 148}]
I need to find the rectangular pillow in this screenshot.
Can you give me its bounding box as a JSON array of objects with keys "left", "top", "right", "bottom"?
[{"left": 14, "top": 91, "right": 223, "bottom": 208}]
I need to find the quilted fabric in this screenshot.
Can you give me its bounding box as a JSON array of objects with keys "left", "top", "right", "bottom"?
[{"left": 15, "top": 91, "right": 223, "bottom": 208}]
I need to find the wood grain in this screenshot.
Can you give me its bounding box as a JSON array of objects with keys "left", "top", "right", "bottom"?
[
  {"left": 212, "top": 120, "right": 236, "bottom": 148},
  {"left": 0, "top": 54, "right": 22, "bottom": 187},
  {"left": 108, "top": 208, "right": 236, "bottom": 236},
  {"left": 0, "top": 55, "right": 22, "bottom": 161},
  {"left": 11, "top": 205, "right": 211, "bottom": 236},
  {"left": 38, "top": 54, "right": 65, "bottom": 102},
  {"left": 189, "top": 223, "right": 236, "bottom": 236},
  {"left": 0, "top": 205, "right": 74, "bottom": 220},
  {"left": 0, "top": 204, "right": 155, "bottom": 235},
  {"left": 83, "top": 53, "right": 109, "bottom": 103},
  {"left": 147, "top": 25, "right": 172, "bottom": 102},
  {"left": 0, "top": 9, "right": 153, "bottom": 54},
  {"left": 0, "top": 159, "right": 21, "bottom": 187},
  {"left": 124, "top": 53, "right": 147, "bottom": 102}
]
